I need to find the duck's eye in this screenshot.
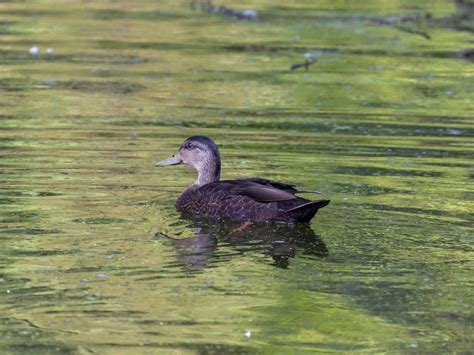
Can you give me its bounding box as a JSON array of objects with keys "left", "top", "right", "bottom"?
[{"left": 184, "top": 142, "right": 195, "bottom": 149}]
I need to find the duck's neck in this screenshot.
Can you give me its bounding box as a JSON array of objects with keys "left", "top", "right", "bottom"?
[{"left": 195, "top": 158, "right": 220, "bottom": 186}]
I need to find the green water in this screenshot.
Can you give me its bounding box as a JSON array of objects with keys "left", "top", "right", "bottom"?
[{"left": 1, "top": 0, "right": 473, "bottom": 353}]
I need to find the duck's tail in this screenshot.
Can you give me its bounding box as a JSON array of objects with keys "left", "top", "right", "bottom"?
[{"left": 284, "top": 199, "right": 330, "bottom": 223}]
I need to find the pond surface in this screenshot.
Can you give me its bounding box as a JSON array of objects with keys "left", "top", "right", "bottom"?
[{"left": 0, "top": 0, "right": 473, "bottom": 353}]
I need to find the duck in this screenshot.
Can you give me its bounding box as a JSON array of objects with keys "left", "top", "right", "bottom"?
[{"left": 156, "top": 136, "right": 330, "bottom": 223}]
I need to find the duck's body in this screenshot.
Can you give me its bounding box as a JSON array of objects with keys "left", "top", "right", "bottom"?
[
  {"left": 157, "top": 136, "right": 329, "bottom": 223},
  {"left": 176, "top": 177, "right": 329, "bottom": 223}
]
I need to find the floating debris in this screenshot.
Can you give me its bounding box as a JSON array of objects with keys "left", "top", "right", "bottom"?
[
  {"left": 244, "top": 330, "right": 252, "bottom": 338},
  {"left": 46, "top": 47, "right": 54, "bottom": 54},
  {"left": 191, "top": 1, "right": 260, "bottom": 21}
]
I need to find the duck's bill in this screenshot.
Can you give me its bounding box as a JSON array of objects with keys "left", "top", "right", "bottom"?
[{"left": 155, "top": 155, "right": 183, "bottom": 167}]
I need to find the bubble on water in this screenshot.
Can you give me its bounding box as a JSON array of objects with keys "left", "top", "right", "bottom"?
[
  {"left": 242, "top": 10, "right": 258, "bottom": 20},
  {"left": 304, "top": 52, "right": 316, "bottom": 61},
  {"left": 447, "top": 129, "right": 462, "bottom": 136},
  {"left": 29, "top": 45, "right": 39, "bottom": 55},
  {"left": 369, "top": 65, "right": 384, "bottom": 71}
]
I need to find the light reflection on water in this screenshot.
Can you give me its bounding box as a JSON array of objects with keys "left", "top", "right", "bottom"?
[{"left": 0, "top": 0, "right": 473, "bottom": 353}]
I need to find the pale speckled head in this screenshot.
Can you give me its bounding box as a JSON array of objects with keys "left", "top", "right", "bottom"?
[{"left": 156, "top": 136, "right": 221, "bottom": 186}]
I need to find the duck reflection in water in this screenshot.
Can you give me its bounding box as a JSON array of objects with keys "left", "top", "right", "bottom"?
[{"left": 155, "top": 216, "right": 328, "bottom": 270}]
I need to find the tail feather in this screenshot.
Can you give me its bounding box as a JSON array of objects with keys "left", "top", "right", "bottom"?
[{"left": 284, "top": 199, "right": 330, "bottom": 223}]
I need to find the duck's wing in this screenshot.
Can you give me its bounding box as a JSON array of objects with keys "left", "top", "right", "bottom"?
[
  {"left": 217, "top": 178, "right": 298, "bottom": 203},
  {"left": 240, "top": 177, "right": 324, "bottom": 196},
  {"left": 237, "top": 177, "right": 298, "bottom": 194},
  {"left": 236, "top": 185, "right": 297, "bottom": 202}
]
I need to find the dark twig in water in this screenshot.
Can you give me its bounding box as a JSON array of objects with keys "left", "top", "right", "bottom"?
[
  {"left": 370, "top": 13, "right": 432, "bottom": 40},
  {"left": 454, "top": 0, "right": 474, "bottom": 18},
  {"left": 457, "top": 48, "right": 474, "bottom": 62},
  {"left": 434, "top": 0, "right": 474, "bottom": 33},
  {"left": 291, "top": 53, "right": 317, "bottom": 72},
  {"left": 370, "top": 13, "right": 432, "bottom": 26},
  {"left": 191, "top": 1, "right": 259, "bottom": 21},
  {"left": 13, "top": 317, "right": 81, "bottom": 334},
  {"left": 290, "top": 59, "right": 316, "bottom": 71},
  {"left": 392, "top": 24, "right": 431, "bottom": 40}
]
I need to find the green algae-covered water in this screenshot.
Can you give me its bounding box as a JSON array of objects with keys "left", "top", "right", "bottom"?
[{"left": 1, "top": 0, "right": 473, "bottom": 353}]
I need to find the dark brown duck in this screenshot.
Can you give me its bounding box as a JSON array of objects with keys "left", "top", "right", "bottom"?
[{"left": 156, "top": 136, "right": 329, "bottom": 223}]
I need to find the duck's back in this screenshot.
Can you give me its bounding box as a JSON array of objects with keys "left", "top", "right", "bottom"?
[{"left": 176, "top": 178, "right": 329, "bottom": 223}]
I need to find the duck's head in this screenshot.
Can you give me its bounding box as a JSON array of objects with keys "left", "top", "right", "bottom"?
[{"left": 156, "top": 136, "right": 221, "bottom": 186}]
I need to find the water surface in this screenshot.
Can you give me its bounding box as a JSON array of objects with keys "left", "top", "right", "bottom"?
[{"left": 0, "top": 0, "right": 473, "bottom": 353}]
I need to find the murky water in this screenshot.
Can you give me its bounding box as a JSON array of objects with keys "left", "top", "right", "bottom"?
[{"left": 1, "top": 0, "right": 473, "bottom": 353}]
